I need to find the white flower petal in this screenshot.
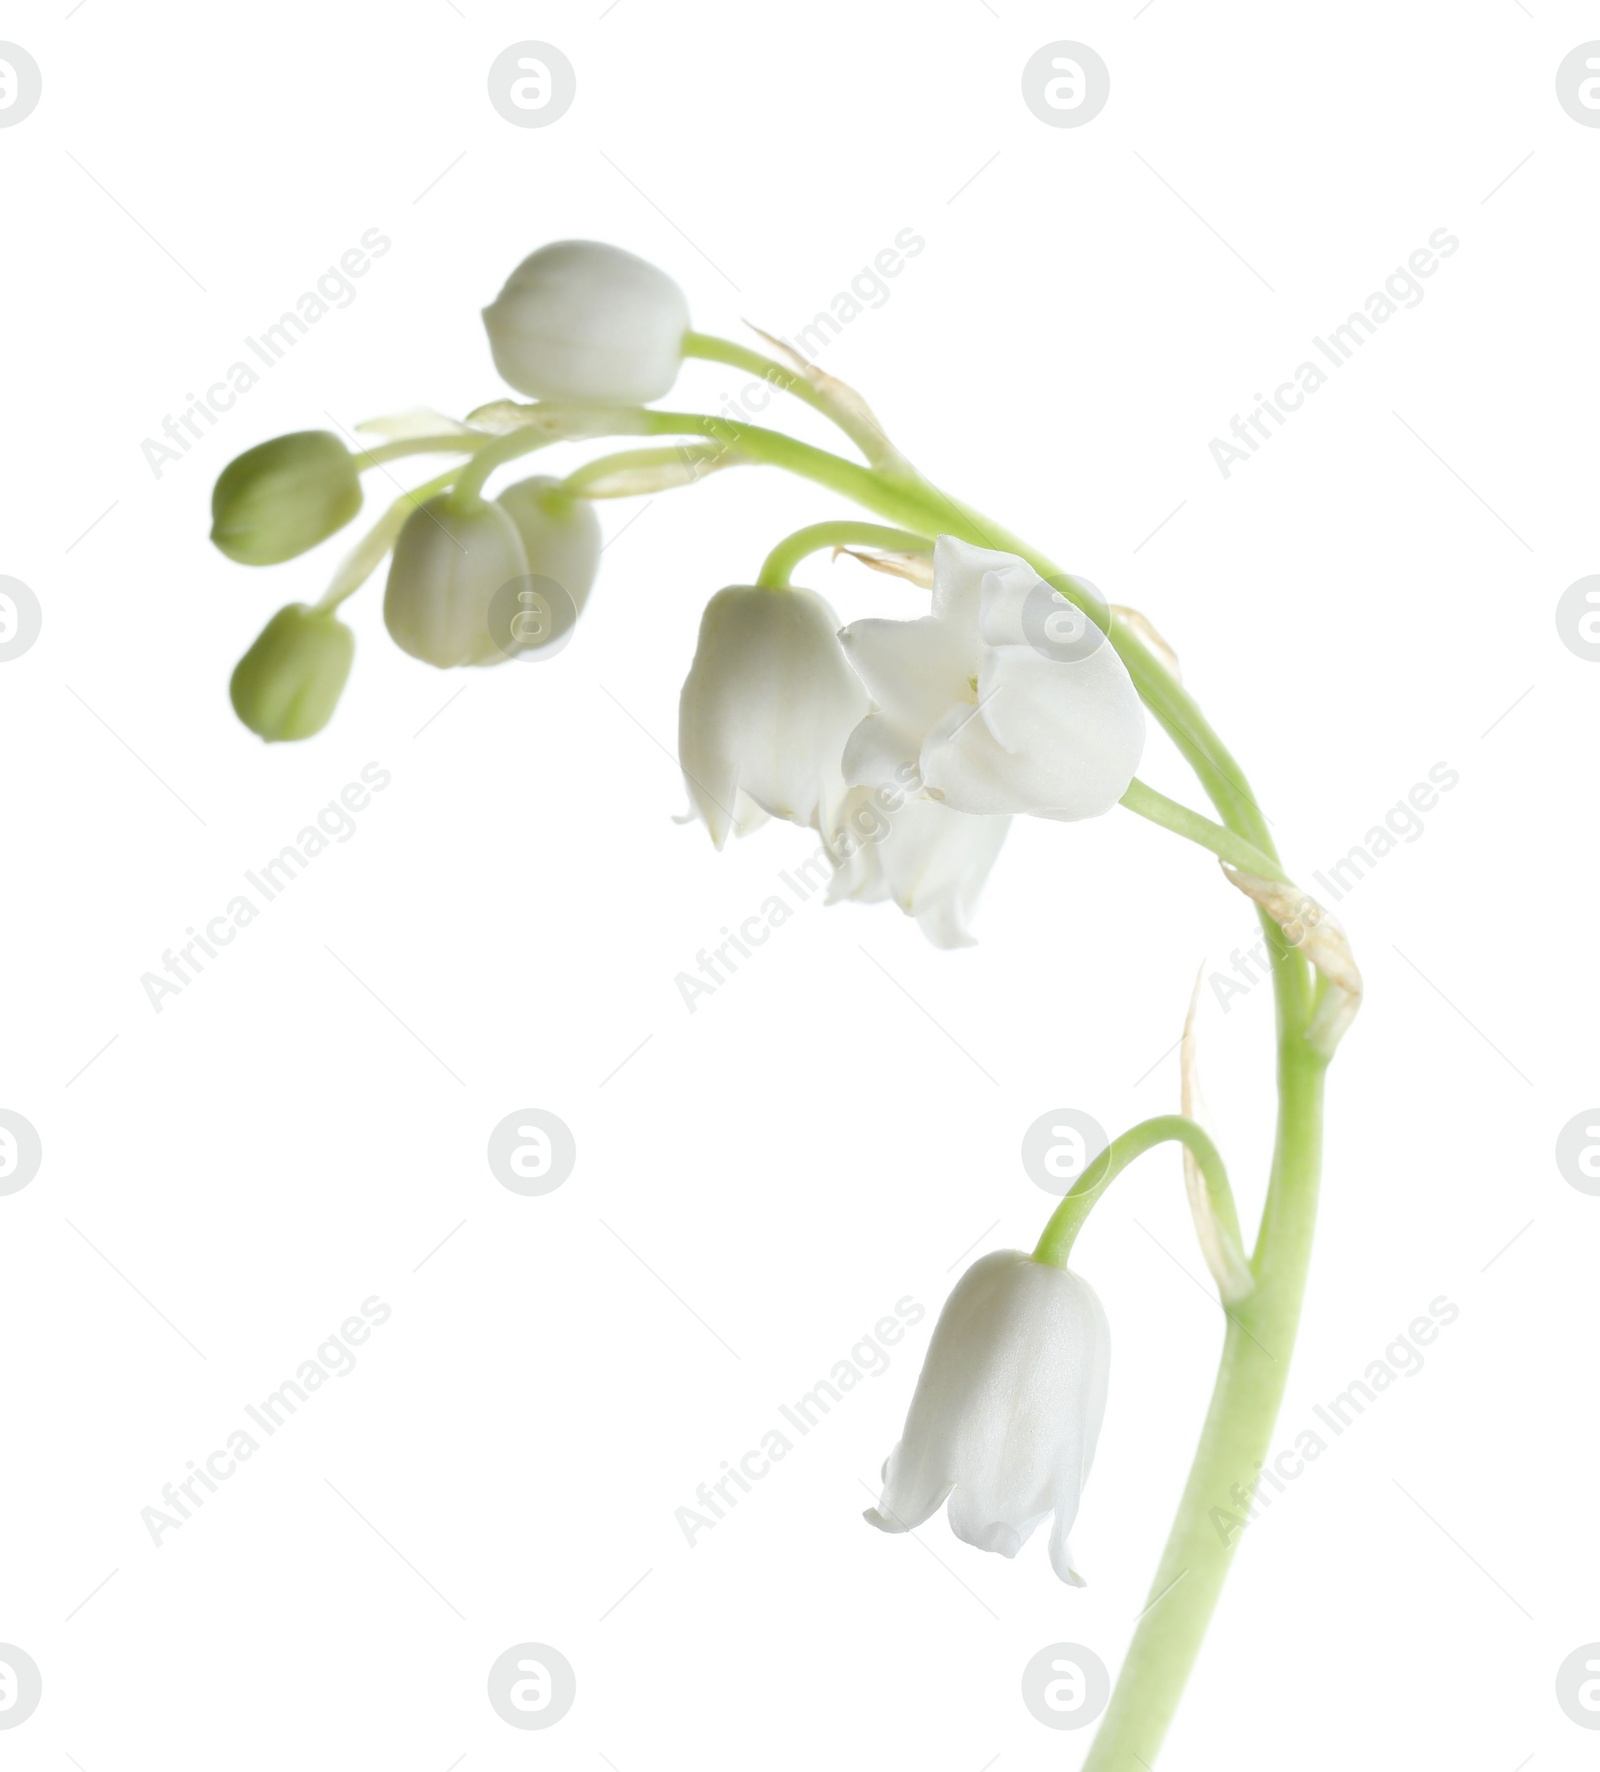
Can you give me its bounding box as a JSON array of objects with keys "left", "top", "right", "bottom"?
[
  {"left": 920, "top": 698, "right": 1035, "bottom": 815},
  {"left": 840, "top": 711, "right": 921, "bottom": 791},
  {"left": 866, "top": 1444, "right": 952, "bottom": 1535},
  {"left": 976, "top": 561, "right": 1058, "bottom": 647},
  {"left": 838, "top": 615, "right": 971, "bottom": 734},
  {"left": 825, "top": 790, "right": 1008, "bottom": 948},
  {"left": 978, "top": 645, "right": 1145, "bottom": 818},
  {"left": 1049, "top": 1521, "right": 1088, "bottom": 1588},
  {"left": 845, "top": 538, "right": 1146, "bottom": 823},
  {"left": 928, "top": 536, "right": 1014, "bottom": 649}
]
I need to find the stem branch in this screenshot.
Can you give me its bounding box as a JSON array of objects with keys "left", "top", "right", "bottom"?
[
  {"left": 1120, "top": 779, "right": 1287, "bottom": 882},
  {"left": 757, "top": 521, "right": 932, "bottom": 588},
  {"left": 1032, "top": 1115, "right": 1246, "bottom": 1277}
]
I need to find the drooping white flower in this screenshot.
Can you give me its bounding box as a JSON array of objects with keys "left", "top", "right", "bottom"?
[
  {"left": 383, "top": 495, "right": 527, "bottom": 668},
  {"left": 482, "top": 241, "right": 690, "bottom": 404},
  {"left": 866, "top": 1249, "right": 1110, "bottom": 1585},
  {"left": 825, "top": 784, "right": 1009, "bottom": 950},
  {"left": 839, "top": 538, "right": 1145, "bottom": 820},
  {"left": 678, "top": 585, "right": 868, "bottom": 848}
]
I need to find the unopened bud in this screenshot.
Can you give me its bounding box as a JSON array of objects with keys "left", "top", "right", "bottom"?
[
  {"left": 211, "top": 431, "right": 362, "bottom": 565},
  {"left": 383, "top": 495, "right": 528, "bottom": 668},
  {"left": 492, "top": 476, "right": 601, "bottom": 657},
  {"left": 482, "top": 241, "right": 689, "bottom": 403},
  {"left": 229, "top": 604, "right": 355, "bottom": 742}
]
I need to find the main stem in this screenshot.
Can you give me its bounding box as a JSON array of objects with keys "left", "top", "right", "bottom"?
[{"left": 1083, "top": 1044, "right": 1326, "bottom": 1766}]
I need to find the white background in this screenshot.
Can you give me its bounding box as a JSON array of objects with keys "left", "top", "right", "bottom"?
[{"left": 2, "top": 3, "right": 1595, "bottom": 1767}]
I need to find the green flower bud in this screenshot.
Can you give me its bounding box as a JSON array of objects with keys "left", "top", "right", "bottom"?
[
  {"left": 211, "top": 431, "right": 362, "bottom": 565},
  {"left": 230, "top": 604, "right": 355, "bottom": 742}
]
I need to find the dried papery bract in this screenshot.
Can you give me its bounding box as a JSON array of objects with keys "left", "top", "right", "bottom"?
[
  {"left": 1222, "top": 865, "right": 1364, "bottom": 1056},
  {"left": 1180, "top": 971, "right": 1255, "bottom": 1304},
  {"left": 835, "top": 546, "right": 936, "bottom": 588},
  {"left": 575, "top": 445, "right": 734, "bottom": 497},
  {"left": 745, "top": 323, "right": 912, "bottom": 474},
  {"left": 1112, "top": 605, "right": 1182, "bottom": 682}
]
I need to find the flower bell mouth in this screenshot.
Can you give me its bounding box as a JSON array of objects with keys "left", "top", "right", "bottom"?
[{"left": 865, "top": 1250, "right": 1111, "bottom": 1585}]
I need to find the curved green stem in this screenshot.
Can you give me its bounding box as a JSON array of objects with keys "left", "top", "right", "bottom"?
[
  {"left": 449, "top": 405, "right": 942, "bottom": 527},
  {"left": 683, "top": 330, "right": 837, "bottom": 421},
  {"left": 683, "top": 330, "right": 901, "bottom": 467},
  {"left": 757, "top": 521, "right": 931, "bottom": 589},
  {"left": 1120, "top": 779, "right": 1287, "bottom": 882},
  {"left": 1032, "top": 1115, "right": 1246, "bottom": 1277}
]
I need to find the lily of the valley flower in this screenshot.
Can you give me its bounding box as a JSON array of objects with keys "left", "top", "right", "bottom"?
[
  {"left": 384, "top": 495, "right": 528, "bottom": 668},
  {"left": 840, "top": 538, "right": 1145, "bottom": 820},
  {"left": 825, "top": 784, "right": 1008, "bottom": 950},
  {"left": 482, "top": 241, "right": 690, "bottom": 405},
  {"left": 678, "top": 585, "right": 867, "bottom": 848},
  {"left": 866, "top": 1249, "right": 1110, "bottom": 1585}
]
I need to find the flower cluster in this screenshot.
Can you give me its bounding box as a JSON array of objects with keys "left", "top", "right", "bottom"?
[
  {"left": 205, "top": 238, "right": 1349, "bottom": 1622},
  {"left": 212, "top": 240, "right": 1145, "bottom": 946}
]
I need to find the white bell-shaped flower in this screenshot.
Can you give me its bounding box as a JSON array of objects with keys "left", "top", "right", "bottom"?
[
  {"left": 825, "top": 786, "right": 1009, "bottom": 950},
  {"left": 482, "top": 241, "right": 690, "bottom": 404},
  {"left": 383, "top": 495, "right": 528, "bottom": 668},
  {"left": 866, "top": 1250, "right": 1110, "bottom": 1585},
  {"left": 839, "top": 538, "right": 1145, "bottom": 820},
  {"left": 679, "top": 585, "right": 869, "bottom": 849}
]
